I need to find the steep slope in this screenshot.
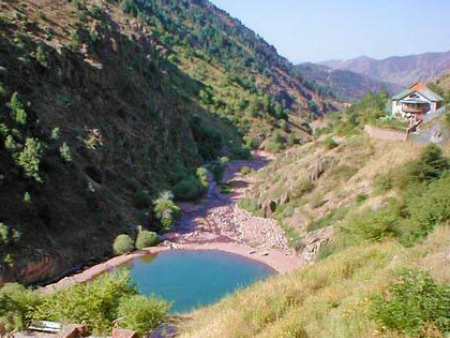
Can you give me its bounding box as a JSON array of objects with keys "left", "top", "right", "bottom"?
[
  {"left": 323, "top": 51, "right": 450, "bottom": 87},
  {"left": 297, "top": 62, "right": 400, "bottom": 101},
  {"left": 0, "top": 0, "right": 333, "bottom": 284},
  {"left": 180, "top": 134, "right": 450, "bottom": 338}
]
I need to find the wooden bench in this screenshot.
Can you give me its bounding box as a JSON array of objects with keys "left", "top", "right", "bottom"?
[{"left": 28, "top": 321, "right": 62, "bottom": 333}]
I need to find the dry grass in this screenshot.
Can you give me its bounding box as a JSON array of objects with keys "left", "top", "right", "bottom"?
[
  {"left": 243, "top": 135, "right": 426, "bottom": 238},
  {"left": 179, "top": 227, "right": 450, "bottom": 338}
]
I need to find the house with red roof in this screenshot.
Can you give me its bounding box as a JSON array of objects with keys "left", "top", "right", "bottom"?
[{"left": 391, "top": 82, "right": 446, "bottom": 121}]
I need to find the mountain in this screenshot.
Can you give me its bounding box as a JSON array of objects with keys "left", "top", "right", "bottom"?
[
  {"left": 322, "top": 51, "right": 450, "bottom": 87},
  {"left": 296, "top": 62, "right": 401, "bottom": 101},
  {"left": 0, "top": 0, "right": 334, "bottom": 284}
]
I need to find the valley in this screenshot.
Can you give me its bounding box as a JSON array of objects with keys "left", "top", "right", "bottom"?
[{"left": 0, "top": 0, "right": 449, "bottom": 337}]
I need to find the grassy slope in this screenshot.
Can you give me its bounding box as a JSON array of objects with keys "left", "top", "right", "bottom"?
[
  {"left": 180, "top": 136, "right": 450, "bottom": 337},
  {"left": 241, "top": 135, "right": 424, "bottom": 246},
  {"left": 180, "top": 227, "right": 449, "bottom": 338}
]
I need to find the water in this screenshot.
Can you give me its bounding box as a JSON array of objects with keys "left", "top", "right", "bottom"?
[{"left": 124, "top": 250, "right": 275, "bottom": 313}]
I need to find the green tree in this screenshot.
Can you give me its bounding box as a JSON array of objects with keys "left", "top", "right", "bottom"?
[
  {"left": 9, "top": 92, "right": 27, "bottom": 126},
  {"left": 153, "top": 191, "right": 180, "bottom": 232},
  {"left": 17, "top": 138, "right": 44, "bottom": 182}
]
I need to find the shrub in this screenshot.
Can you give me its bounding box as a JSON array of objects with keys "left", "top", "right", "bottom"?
[
  {"left": 113, "top": 234, "right": 134, "bottom": 254},
  {"left": 117, "top": 295, "right": 170, "bottom": 336},
  {"left": 240, "top": 166, "right": 251, "bottom": 175},
  {"left": 173, "top": 175, "right": 206, "bottom": 201},
  {"left": 209, "top": 161, "right": 225, "bottom": 184},
  {"left": 33, "top": 271, "right": 137, "bottom": 334},
  {"left": 59, "top": 142, "right": 72, "bottom": 163},
  {"left": 373, "top": 172, "right": 393, "bottom": 193},
  {"left": 292, "top": 179, "right": 313, "bottom": 199},
  {"left": 51, "top": 127, "right": 60, "bottom": 140},
  {"left": 135, "top": 230, "right": 158, "bottom": 250},
  {"left": 239, "top": 198, "right": 259, "bottom": 215},
  {"left": 340, "top": 204, "right": 400, "bottom": 244},
  {"left": 265, "top": 131, "right": 286, "bottom": 153},
  {"left": 323, "top": 136, "right": 338, "bottom": 150},
  {"left": 356, "top": 193, "right": 368, "bottom": 203},
  {"left": 23, "top": 192, "right": 31, "bottom": 204},
  {"left": 399, "top": 144, "right": 449, "bottom": 187},
  {"left": 9, "top": 92, "right": 27, "bottom": 126},
  {"left": 0, "top": 283, "right": 42, "bottom": 333},
  {"left": 35, "top": 45, "right": 48, "bottom": 67},
  {"left": 371, "top": 269, "right": 450, "bottom": 337},
  {"left": 17, "top": 138, "right": 44, "bottom": 182}
]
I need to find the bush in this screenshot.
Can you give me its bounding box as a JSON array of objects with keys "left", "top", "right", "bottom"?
[
  {"left": 209, "top": 161, "right": 225, "bottom": 184},
  {"left": 9, "top": 92, "right": 27, "bottom": 126},
  {"left": 172, "top": 173, "right": 207, "bottom": 201},
  {"left": 0, "top": 283, "right": 42, "bottom": 334},
  {"left": 371, "top": 269, "right": 450, "bottom": 337},
  {"left": 265, "top": 131, "right": 286, "bottom": 153},
  {"left": 399, "top": 144, "right": 449, "bottom": 187},
  {"left": 135, "top": 230, "right": 158, "bottom": 249},
  {"left": 373, "top": 172, "right": 393, "bottom": 193},
  {"left": 239, "top": 198, "right": 259, "bottom": 215},
  {"left": 240, "top": 166, "right": 251, "bottom": 175},
  {"left": 113, "top": 234, "right": 134, "bottom": 254},
  {"left": 59, "top": 142, "right": 72, "bottom": 163},
  {"left": 340, "top": 204, "right": 399, "bottom": 244},
  {"left": 33, "top": 271, "right": 137, "bottom": 334},
  {"left": 117, "top": 295, "right": 170, "bottom": 336},
  {"left": 323, "top": 136, "right": 338, "bottom": 150}
]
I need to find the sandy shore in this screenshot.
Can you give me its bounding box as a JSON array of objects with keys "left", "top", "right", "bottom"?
[{"left": 44, "top": 151, "right": 303, "bottom": 293}]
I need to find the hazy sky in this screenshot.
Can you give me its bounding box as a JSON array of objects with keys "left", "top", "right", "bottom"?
[{"left": 210, "top": 0, "right": 450, "bottom": 63}]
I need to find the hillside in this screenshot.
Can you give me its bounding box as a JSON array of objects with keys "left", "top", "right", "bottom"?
[
  {"left": 0, "top": 0, "right": 333, "bottom": 284},
  {"left": 180, "top": 131, "right": 450, "bottom": 337},
  {"left": 296, "top": 62, "right": 400, "bottom": 101},
  {"left": 323, "top": 50, "right": 450, "bottom": 87}
]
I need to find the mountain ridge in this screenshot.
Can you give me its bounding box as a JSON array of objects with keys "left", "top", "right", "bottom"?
[{"left": 322, "top": 50, "right": 450, "bottom": 87}]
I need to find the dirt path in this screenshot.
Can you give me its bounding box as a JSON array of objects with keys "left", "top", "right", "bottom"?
[
  {"left": 44, "top": 152, "right": 302, "bottom": 292},
  {"left": 161, "top": 151, "right": 302, "bottom": 272}
]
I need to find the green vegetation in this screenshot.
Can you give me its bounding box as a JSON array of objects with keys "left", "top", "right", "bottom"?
[
  {"left": 321, "top": 144, "right": 450, "bottom": 257},
  {"left": 113, "top": 234, "right": 134, "bottom": 254},
  {"left": 117, "top": 295, "right": 170, "bottom": 336},
  {"left": 180, "top": 227, "right": 450, "bottom": 338},
  {"left": 135, "top": 230, "right": 158, "bottom": 250},
  {"left": 35, "top": 271, "right": 169, "bottom": 336},
  {"left": 173, "top": 167, "right": 208, "bottom": 201},
  {"left": 153, "top": 191, "right": 181, "bottom": 232},
  {"left": 59, "top": 142, "right": 72, "bottom": 163},
  {"left": 371, "top": 269, "right": 450, "bottom": 337}
]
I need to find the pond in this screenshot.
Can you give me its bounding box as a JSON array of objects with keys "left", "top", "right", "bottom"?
[{"left": 122, "top": 250, "right": 275, "bottom": 314}]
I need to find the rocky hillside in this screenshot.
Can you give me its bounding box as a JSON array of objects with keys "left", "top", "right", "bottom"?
[
  {"left": 323, "top": 51, "right": 450, "bottom": 87},
  {"left": 296, "top": 62, "right": 400, "bottom": 101},
  {"left": 0, "top": 0, "right": 334, "bottom": 284}
]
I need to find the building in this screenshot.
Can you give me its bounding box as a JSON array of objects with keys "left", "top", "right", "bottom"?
[{"left": 391, "top": 82, "right": 445, "bottom": 121}]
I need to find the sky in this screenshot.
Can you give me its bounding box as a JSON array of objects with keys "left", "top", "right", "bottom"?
[{"left": 209, "top": 0, "right": 450, "bottom": 63}]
